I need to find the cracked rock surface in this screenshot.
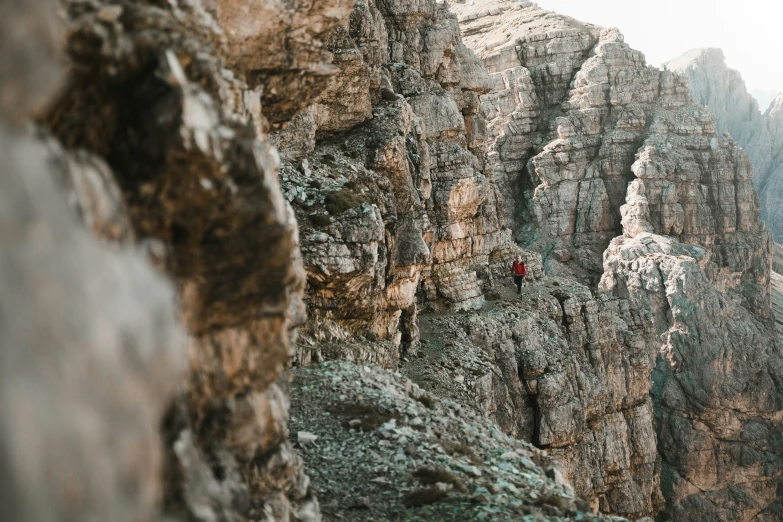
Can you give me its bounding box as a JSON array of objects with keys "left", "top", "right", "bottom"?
[
  {"left": 665, "top": 48, "right": 783, "bottom": 244},
  {"left": 400, "top": 278, "right": 663, "bottom": 518},
  {"left": 3, "top": 1, "right": 783, "bottom": 522},
  {"left": 273, "top": 0, "right": 542, "bottom": 359}
]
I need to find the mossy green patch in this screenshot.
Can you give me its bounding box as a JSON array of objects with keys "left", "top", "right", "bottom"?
[{"left": 325, "top": 187, "right": 369, "bottom": 214}]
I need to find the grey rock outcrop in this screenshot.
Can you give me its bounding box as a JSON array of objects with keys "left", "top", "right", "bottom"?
[
  {"left": 405, "top": 279, "right": 663, "bottom": 518},
  {"left": 268, "top": 0, "right": 782, "bottom": 517},
  {"left": 5, "top": 1, "right": 783, "bottom": 521},
  {"left": 665, "top": 48, "right": 783, "bottom": 243},
  {"left": 452, "top": 2, "right": 767, "bottom": 290},
  {"left": 3, "top": 0, "right": 358, "bottom": 520},
  {"left": 444, "top": 1, "right": 782, "bottom": 520},
  {"left": 601, "top": 232, "right": 783, "bottom": 522},
  {"left": 0, "top": 123, "right": 185, "bottom": 522},
  {"left": 41, "top": 0, "right": 339, "bottom": 518}
]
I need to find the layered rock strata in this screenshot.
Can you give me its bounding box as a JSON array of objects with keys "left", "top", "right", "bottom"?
[
  {"left": 5, "top": 1, "right": 783, "bottom": 522},
  {"left": 404, "top": 280, "right": 663, "bottom": 518},
  {"left": 600, "top": 233, "right": 783, "bottom": 522},
  {"left": 406, "top": 236, "right": 782, "bottom": 521},
  {"left": 274, "top": 0, "right": 542, "bottom": 360},
  {"left": 666, "top": 48, "right": 783, "bottom": 243},
  {"left": 451, "top": 1, "right": 769, "bottom": 292},
  {"left": 442, "top": 1, "right": 783, "bottom": 520}
]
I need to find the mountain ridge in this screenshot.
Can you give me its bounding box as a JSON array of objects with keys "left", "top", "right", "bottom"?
[{"left": 1, "top": 1, "right": 781, "bottom": 521}]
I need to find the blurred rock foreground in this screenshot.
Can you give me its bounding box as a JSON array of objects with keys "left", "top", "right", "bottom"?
[{"left": 1, "top": 1, "right": 782, "bottom": 522}]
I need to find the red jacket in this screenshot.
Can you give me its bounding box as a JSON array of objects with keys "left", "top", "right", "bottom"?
[{"left": 512, "top": 261, "right": 526, "bottom": 276}]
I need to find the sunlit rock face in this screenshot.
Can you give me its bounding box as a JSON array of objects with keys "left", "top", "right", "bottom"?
[
  {"left": 272, "top": 0, "right": 541, "bottom": 362},
  {"left": 202, "top": 0, "right": 355, "bottom": 131},
  {"left": 445, "top": 1, "right": 783, "bottom": 520},
  {"left": 599, "top": 232, "right": 782, "bottom": 522},
  {"left": 451, "top": 2, "right": 768, "bottom": 291},
  {"left": 667, "top": 48, "right": 783, "bottom": 244},
  {"left": 4, "top": 1, "right": 782, "bottom": 521}
]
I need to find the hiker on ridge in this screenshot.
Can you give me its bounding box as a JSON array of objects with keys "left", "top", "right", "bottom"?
[{"left": 511, "top": 255, "right": 527, "bottom": 294}]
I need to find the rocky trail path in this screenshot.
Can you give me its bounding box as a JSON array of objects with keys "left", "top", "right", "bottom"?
[
  {"left": 289, "top": 360, "right": 623, "bottom": 522},
  {"left": 400, "top": 277, "right": 557, "bottom": 413},
  {"left": 288, "top": 278, "right": 648, "bottom": 521}
]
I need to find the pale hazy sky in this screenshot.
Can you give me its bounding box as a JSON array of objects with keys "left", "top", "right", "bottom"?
[{"left": 535, "top": 0, "right": 782, "bottom": 101}]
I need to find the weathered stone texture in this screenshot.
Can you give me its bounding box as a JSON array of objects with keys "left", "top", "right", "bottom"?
[
  {"left": 601, "top": 233, "right": 783, "bottom": 522},
  {"left": 409, "top": 280, "right": 664, "bottom": 518},
  {"left": 451, "top": 1, "right": 767, "bottom": 292},
  {"left": 5, "top": 1, "right": 783, "bottom": 522},
  {"left": 0, "top": 121, "right": 185, "bottom": 522},
  {"left": 666, "top": 49, "right": 783, "bottom": 244},
  {"left": 203, "top": 0, "right": 356, "bottom": 130},
  {"left": 446, "top": 2, "right": 783, "bottom": 520},
  {"left": 274, "top": 0, "right": 541, "bottom": 361}
]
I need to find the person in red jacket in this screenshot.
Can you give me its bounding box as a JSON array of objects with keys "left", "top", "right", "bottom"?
[{"left": 511, "top": 255, "right": 527, "bottom": 294}]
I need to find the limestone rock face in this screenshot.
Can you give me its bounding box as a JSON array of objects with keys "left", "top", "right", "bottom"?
[
  {"left": 407, "top": 280, "right": 663, "bottom": 519},
  {"left": 619, "top": 115, "right": 771, "bottom": 316},
  {"left": 444, "top": 1, "right": 782, "bottom": 520},
  {"left": 203, "top": 0, "right": 356, "bottom": 130},
  {"left": 665, "top": 48, "right": 762, "bottom": 143},
  {"left": 601, "top": 233, "right": 783, "bottom": 521},
  {"left": 758, "top": 95, "right": 783, "bottom": 242},
  {"left": 665, "top": 49, "right": 783, "bottom": 243},
  {"left": 274, "top": 0, "right": 542, "bottom": 361},
  {"left": 6, "top": 1, "right": 783, "bottom": 521},
  {"left": 451, "top": 2, "right": 766, "bottom": 291}
]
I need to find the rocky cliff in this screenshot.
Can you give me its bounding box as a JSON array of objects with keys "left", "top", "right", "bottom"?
[
  {"left": 3, "top": 0, "right": 783, "bottom": 522},
  {"left": 266, "top": 0, "right": 783, "bottom": 517},
  {"left": 665, "top": 48, "right": 783, "bottom": 243},
  {"left": 0, "top": 0, "right": 598, "bottom": 521},
  {"left": 3, "top": 0, "right": 340, "bottom": 520},
  {"left": 271, "top": 0, "right": 544, "bottom": 364},
  {"left": 440, "top": 3, "right": 782, "bottom": 520}
]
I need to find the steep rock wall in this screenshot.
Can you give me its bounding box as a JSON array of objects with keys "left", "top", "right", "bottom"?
[
  {"left": 451, "top": 1, "right": 767, "bottom": 291},
  {"left": 5, "top": 1, "right": 783, "bottom": 521},
  {"left": 406, "top": 280, "right": 663, "bottom": 518},
  {"left": 666, "top": 49, "right": 783, "bottom": 243},
  {"left": 35, "top": 0, "right": 351, "bottom": 520},
  {"left": 600, "top": 233, "right": 783, "bottom": 521},
  {"left": 274, "top": 0, "right": 543, "bottom": 362},
  {"left": 443, "top": 1, "right": 783, "bottom": 520}
]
